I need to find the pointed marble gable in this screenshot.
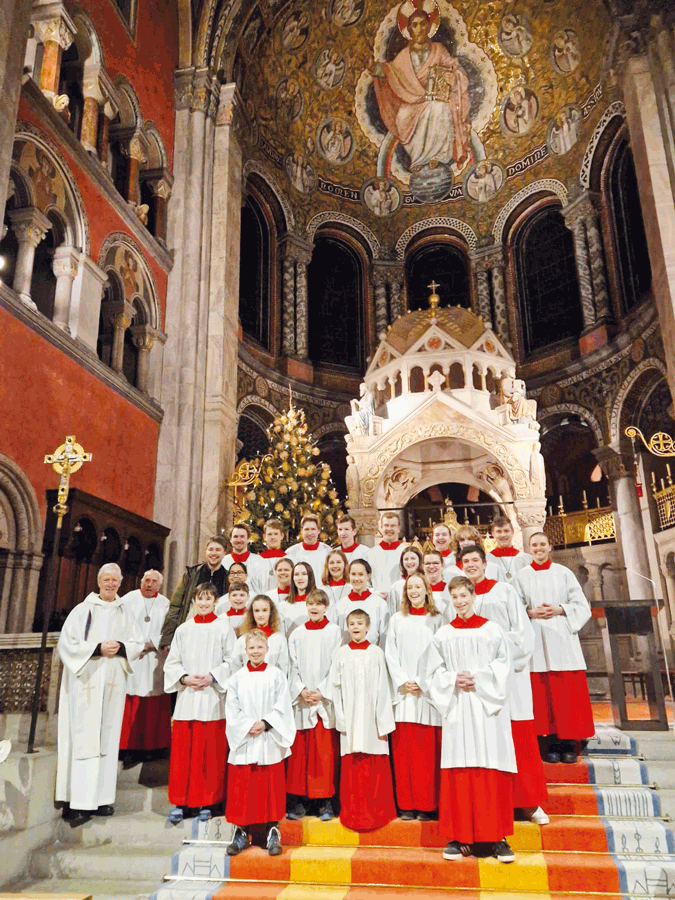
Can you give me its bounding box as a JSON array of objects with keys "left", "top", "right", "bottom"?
[
  {"left": 386, "top": 306, "right": 487, "bottom": 355},
  {"left": 468, "top": 328, "right": 513, "bottom": 363}
]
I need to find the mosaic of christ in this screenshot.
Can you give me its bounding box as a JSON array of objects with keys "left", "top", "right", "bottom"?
[{"left": 356, "top": 0, "right": 498, "bottom": 202}]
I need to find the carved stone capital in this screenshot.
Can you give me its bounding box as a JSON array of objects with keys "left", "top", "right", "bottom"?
[
  {"left": 52, "top": 246, "right": 79, "bottom": 280},
  {"left": 32, "top": 7, "right": 76, "bottom": 50},
  {"left": 104, "top": 299, "right": 135, "bottom": 331},
  {"left": 469, "top": 245, "right": 504, "bottom": 274},
  {"left": 8, "top": 207, "right": 51, "bottom": 247},
  {"left": 281, "top": 233, "right": 313, "bottom": 266},
  {"left": 593, "top": 443, "right": 631, "bottom": 480},
  {"left": 131, "top": 324, "right": 155, "bottom": 351},
  {"left": 562, "top": 191, "right": 599, "bottom": 229},
  {"left": 175, "top": 67, "right": 219, "bottom": 118},
  {"left": 123, "top": 133, "right": 149, "bottom": 164}
]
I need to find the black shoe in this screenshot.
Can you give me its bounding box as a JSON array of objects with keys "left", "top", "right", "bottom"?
[
  {"left": 318, "top": 801, "right": 334, "bottom": 821},
  {"left": 227, "top": 826, "right": 250, "bottom": 856},
  {"left": 121, "top": 753, "right": 140, "bottom": 770},
  {"left": 443, "top": 840, "right": 463, "bottom": 860},
  {"left": 286, "top": 802, "right": 306, "bottom": 820},
  {"left": 493, "top": 839, "right": 515, "bottom": 863},
  {"left": 545, "top": 752, "right": 561, "bottom": 764},
  {"left": 64, "top": 809, "right": 91, "bottom": 828},
  {"left": 266, "top": 825, "right": 282, "bottom": 856},
  {"left": 94, "top": 805, "right": 115, "bottom": 816},
  {"left": 561, "top": 751, "right": 578, "bottom": 764},
  {"left": 417, "top": 810, "right": 434, "bottom": 821},
  {"left": 399, "top": 809, "right": 415, "bottom": 820}
]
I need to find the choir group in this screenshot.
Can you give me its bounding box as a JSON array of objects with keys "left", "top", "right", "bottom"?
[{"left": 55, "top": 512, "right": 595, "bottom": 865}]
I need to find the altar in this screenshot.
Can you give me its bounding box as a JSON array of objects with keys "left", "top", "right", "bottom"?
[{"left": 344, "top": 289, "right": 547, "bottom": 547}]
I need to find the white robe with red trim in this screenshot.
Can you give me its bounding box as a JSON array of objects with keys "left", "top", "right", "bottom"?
[
  {"left": 288, "top": 621, "right": 342, "bottom": 730},
  {"left": 385, "top": 611, "right": 443, "bottom": 725}
]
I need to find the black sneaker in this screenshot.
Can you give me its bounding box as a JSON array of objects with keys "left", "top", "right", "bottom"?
[
  {"left": 227, "top": 826, "right": 250, "bottom": 856},
  {"left": 287, "top": 802, "right": 306, "bottom": 820},
  {"left": 266, "top": 825, "right": 282, "bottom": 856},
  {"left": 493, "top": 839, "right": 515, "bottom": 863},
  {"left": 417, "top": 810, "right": 434, "bottom": 821},
  {"left": 443, "top": 841, "right": 463, "bottom": 860},
  {"left": 319, "top": 801, "right": 334, "bottom": 821},
  {"left": 399, "top": 809, "right": 415, "bottom": 820}
]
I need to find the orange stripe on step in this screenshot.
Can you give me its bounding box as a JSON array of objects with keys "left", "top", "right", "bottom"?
[
  {"left": 229, "top": 845, "right": 292, "bottom": 881},
  {"left": 212, "top": 883, "right": 284, "bottom": 900},
  {"left": 544, "top": 761, "right": 590, "bottom": 784},
  {"left": 541, "top": 816, "right": 609, "bottom": 852},
  {"left": 350, "top": 847, "right": 480, "bottom": 889},
  {"left": 358, "top": 819, "right": 425, "bottom": 847},
  {"left": 345, "top": 889, "right": 480, "bottom": 900},
  {"left": 543, "top": 851, "right": 620, "bottom": 894},
  {"left": 545, "top": 784, "right": 599, "bottom": 815}
]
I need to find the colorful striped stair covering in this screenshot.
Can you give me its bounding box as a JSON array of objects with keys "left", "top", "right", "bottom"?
[{"left": 150, "top": 725, "right": 675, "bottom": 900}]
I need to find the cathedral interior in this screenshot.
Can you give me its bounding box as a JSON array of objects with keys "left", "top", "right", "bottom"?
[{"left": 3, "top": 0, "right": 675, "bottom": 895}]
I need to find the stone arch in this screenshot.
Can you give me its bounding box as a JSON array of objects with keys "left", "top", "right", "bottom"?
[
  {"left": 580, "top": 101, "right": 626, "bottom": 190},
  {"left": 142, "top": 122, "right": 168, "bottom": 169},
  {"left": 12, "top": 124, "right": 90, "bottom": 254},
  {"left": 307, "top": 212, "right": 380, "bottom": 259},
  {"left": 98, "top": 232, "right": 161, "bottom": 329},
  {"left": 610, "top": 358, "right": 668, "bottom": 443},
  {"left": 114, "top": 75, "right": 143, "bottom": 130},
  {"left": 539, "top": 403, "right": 605, "bottom": 446},
  {"left": 0, "top": 454, "right": 44, "bottom": 634},
  {"left": 243, "top": 160, "right": 295, "bottom": 231},
  {"left": 396, "top": 217, "right": 478, "bottom": 259},
  {"left": 493, "top": 179, "right": 568, "bottom": 245}
]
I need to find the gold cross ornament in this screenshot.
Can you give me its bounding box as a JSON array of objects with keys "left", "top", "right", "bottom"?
[{"left": 44, "top": 435, "right": 92, "bottom": 526}]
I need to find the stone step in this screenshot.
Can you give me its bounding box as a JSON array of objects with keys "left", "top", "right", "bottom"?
[
  {"left": 32, "top": 844, "right": 169, "bottom": 883},
  {"left": 633, "top": 732, "right": 675, "bottom": 762},
  {"left": 55, "top": 811, "right": 191, "bottom": 849},
  {"left": 114, "top": 783, "right": 172, "bottom": 816},
  {"left": 585, "top": 726, "right": 639, "bottom": 756},
  {"left": 12, "top": 876, "right": 158, "bottom": 900},
  {"left": 544, "top": 757, "right": 650, "bottom": 785},
  {"left": 116, "top": 758, "right": 170, "bottom": 787}
]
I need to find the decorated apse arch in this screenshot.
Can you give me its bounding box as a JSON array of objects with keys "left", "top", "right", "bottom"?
[{"left": 222, "top": 0, "right": 610, "bottom": 238}]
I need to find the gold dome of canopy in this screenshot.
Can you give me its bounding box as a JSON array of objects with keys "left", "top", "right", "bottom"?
[
  {"left": 227, "top": 0, "right": 612, "bottom": 238},
  {"left": 386, "top": 304, "right": 488, "bottom": 354}
]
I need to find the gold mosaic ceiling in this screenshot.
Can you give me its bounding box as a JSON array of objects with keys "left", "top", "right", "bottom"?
[{"left": 231, "top": 0, "right": 613, "bottom": 242}]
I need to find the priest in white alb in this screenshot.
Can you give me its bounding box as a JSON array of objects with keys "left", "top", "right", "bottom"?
[
  {"left": 56, "top": 563, "right": 143, "bottom": 827},
  {"left": 369, "top": 511, "right": 408, "bottom": 598},
  {"left": 119, "top": 569, "right": 172, "bottom": 765},
  {"left": 514, "top": 532, "right": 594, "bottom": 763}
]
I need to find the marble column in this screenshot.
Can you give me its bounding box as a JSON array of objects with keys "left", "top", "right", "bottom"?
[
  {"left": 389, "top": 270, "right": 403, "bottom": 319},
  {"left": 51, "top": 245, "right": 78, "bottom": 332},
  {"left": 123, "top": 133, "right": 149, "bottom": 206},
  {"left": 8, "top": 206, "right": 51, "bottom": 310},
  {"left": 131, "top": 325, "right": 155, "bottom": 393},
  {"left": 32, "top": 7, "right": 75, "bottom": 103},
  {"left": 622, "top": 45, "right": 675, "bottom": 399},
  {"left": 97, "top": 107, "right": 111, "bottom": 165},
  {"left": 146, "top": 175, "right": 172, "bottom": 243},
  {"left": 583, "top": 196, "right": 610, "bottom": 320},
  {"left": 470, "top": 253, "right": 493, "bottom": 328},
  {"left": 81, "top": 71, "right": 106, "bottom": 155},
  {"left": 514, "top": 503, "right": 547, "bottom": 551},
  {"left": 110, "top": 302, "right": 134, "bottom": 374},
  {"left": 0, "top": 0, "right": 32, "bottom": 219},
  {"left": 281, "top": 249, "right": 296, "bottom": 355},
  {"left": 594, "top": 443, "right": 654, "bottom": 601},
  {"left": 563, "top": 202, "right": 596, "bottom": 330},
  {"left": 295, "top": 247, "right": 311, "bottom": 359},
  {"left": 372, "top": 267, "right": 388, "bottom": 339}
]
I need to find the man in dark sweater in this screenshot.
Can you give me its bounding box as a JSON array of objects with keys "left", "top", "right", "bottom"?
[{"left": 159, "top": 537, "right": 228, "bottom": 649}]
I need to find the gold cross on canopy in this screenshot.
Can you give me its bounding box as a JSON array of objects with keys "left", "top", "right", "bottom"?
[
  {"left": 44, "top": 435, "right": 92, "bottom": 525},
  {"left": 428, "top": 279, "right": 440, "bottom": 310},
  {"left": 428, "top": 280, "right": 439, "bottom": 293}
]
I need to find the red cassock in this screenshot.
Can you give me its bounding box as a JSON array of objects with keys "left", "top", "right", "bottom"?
[
  {"left": 440, "top": 767, "right": 514, "bottom": 843},
  {"left": 340, "top": 752, "right": 398, "bottom": 832},
  {"left": 531, "top": 670, "right": 595, "bottom": 740},
  {"left": 286, "top": 718, "right": 340, "bottom": 798},
  {"left": 226, "top": 760, "right": 286, "bottom": 826},
  {"left": 169, "top": 720, "right": 228, "bottom": 807},
  {"left": 391, "top": 722, "right": 442, "bottom": 812},
  {"left": 119, "top": 693, "right": 172, "bottom": 751}
]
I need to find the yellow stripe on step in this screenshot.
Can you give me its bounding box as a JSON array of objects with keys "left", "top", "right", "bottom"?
[
  {"left": 290, "top": 846, "right": 358, "bottom": 884},
  {"left": 510, "top": 820, "right": 543, "bottom": 853},
  {"left": 480, "top": 893, "right": 550, "bottom": 900},
  {"left": 303, "top": 818, "right": 360, "bottom": 846},
  {"left": 278, "top": 886, "right": 349, "bottom": 900},
  {"left": 478, "top": 851, "right": 549, "bottom": 892}
]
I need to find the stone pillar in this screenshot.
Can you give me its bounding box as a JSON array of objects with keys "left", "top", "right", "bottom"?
[
  {"left": 110, "top": 301, "right": 134, "bottom": 374},
  {"left": 146, "top": 175, "right": 173, "bottom": 243},
  {"left": 295, "top": 247, "right": 311, "bottom": 359},
  {"left": 594, "top": 443, "right": 654, "bottom": 601},
  {"left": 51, "top": 245, "right": 78, "bottom": 332},
  {"left": 562, "top": 200, "right": 596, "bottom": 331},
  {"left": 8, "top": 206, "right": 51, "bottom": 309},
  {"left": 123, "top": 133, "right": 149, "bottom": 206},
  {"left": 489, "top": 251, "right": 509, "bottom": 344},
  {"left": 69, "top": 253, "right": 107, "bottom": 350},
  {"left": 0, "top": 1, "right": 33, "bottom": 219},
  {"left": 32, "top": 7, "right": 76, "bottom": 103},
  {"left": 470, "top": 252, "right": 493, "bottom": 327},
  {"left": 372, "top": 267, "right": 388, "bottom": 339},
  {"left": 389, "top": 270, "right": 403, "bottom": 320},
  {"left": 622, "top": 47, "right": 675, "bottom": 399},
  {"left": 80, "top": 70, "right": 107, "bottom": 155},
  {"left": 281, "top": 249, "right": 296, "bottom": 355},
  {"left": 131, "top": 325, "right": 155, "bottom": 392},
  {"left": 583, "top": 196, "right": 610, "bottom": 321},
  {"left": 514, "top": 502, "right": 547, "bottom": 552}
]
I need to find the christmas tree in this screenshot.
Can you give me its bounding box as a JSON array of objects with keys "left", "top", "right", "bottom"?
[{"left": 238, "top": 403, "right": 341, "bottom": 550}]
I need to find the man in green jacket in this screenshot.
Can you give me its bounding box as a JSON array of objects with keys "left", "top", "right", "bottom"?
[{"left": 159, "top": 536, "right": 228, "bottom": 649}]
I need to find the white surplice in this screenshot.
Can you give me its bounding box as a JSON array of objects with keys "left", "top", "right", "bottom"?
[
  {"left": 278, "top": 597, "right": 338, "bottom": 637},
  {"left": 370, "top": 543, "right": 408, "bottom": 595},
  {"left": 231, "top": 630, "right": 290, "bottom": 676},
  {"left": 225, "top": 664, "right": 296, "bottom": 765},
  {"left": 387, "top": 578, "right": 405, "bottom": 618},
  {"left": 328, "top": 643, "right": 395, "bottom": 755},
  {"left": 514, "top": 563, "right": 591, "bottom": 672},
  {"left": 164, "top": 616, "right": 235, "bottom": 720},
  {"left": 56, "top": 593, "right": 143, "bottom": 810},
  {"left": 121, "top": 589, "right": 170, "bottom": 696},
  {"left": 385, "top": 611, "right": 443, "bottom": 725},
  {"left": 488, "top": 550, "right": 532, "bottom": 584},
  {"left": 216, "top": 603, "right": 247, "bottom": 637},
  {"left": 285, "top": 542, "right": 331, "bottom": 585},
  {"left": 223, "top": 552, "right": 269, "bottom": 596},
  {"left": 473, "top": 581, "right": 535, "bottom": 720},
  {"left": 333, "top": 543, "right": 371, "bottom": 566},
  {"left": 334, "top": 592, "right": 390, "bottom": 648},
  {"left": 321, "top": 581, "right": 350, "bottom": 608},
  {"left": 288, "top": 620, "right": 342, "bottom": 729},
  {"left": 422, "top": 619, "right": 516, "bottom": 772}
]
